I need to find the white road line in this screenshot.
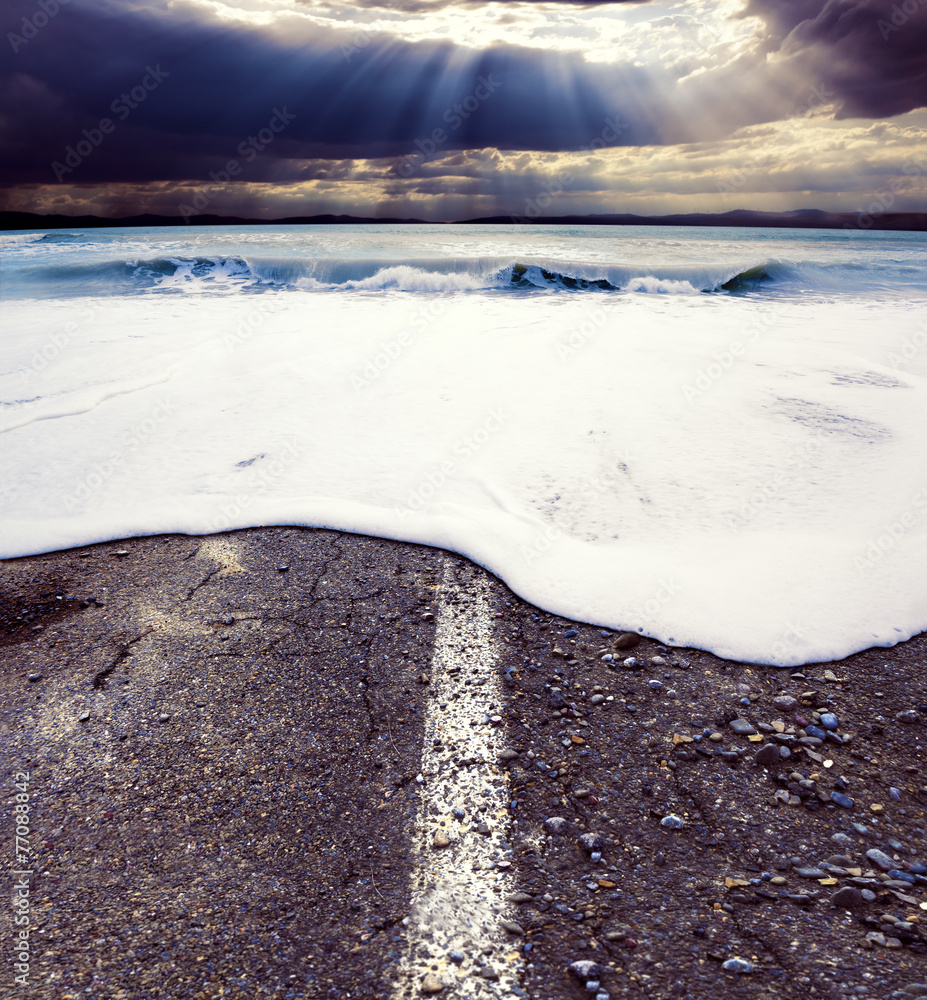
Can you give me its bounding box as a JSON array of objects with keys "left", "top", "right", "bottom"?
[{"left": 393, "top": 557, "right": 526, "bottom": 998}]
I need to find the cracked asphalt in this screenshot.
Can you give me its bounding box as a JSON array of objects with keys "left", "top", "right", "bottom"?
[{"left": 2, "top": 527, "right": 927, "bottom": 1000}]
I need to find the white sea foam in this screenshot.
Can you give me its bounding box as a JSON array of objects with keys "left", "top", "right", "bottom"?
[{"left": 2, "top": 250, "right": 926, "bottom": 665}]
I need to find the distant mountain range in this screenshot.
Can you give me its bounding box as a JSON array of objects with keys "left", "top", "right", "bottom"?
[{"left": 2, "top": 208, "right": 926, "bottom": 231}]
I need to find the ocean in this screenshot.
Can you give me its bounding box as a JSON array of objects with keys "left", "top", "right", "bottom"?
[{"left": 1, "top": 223, "right": 925, "bottom": 666}]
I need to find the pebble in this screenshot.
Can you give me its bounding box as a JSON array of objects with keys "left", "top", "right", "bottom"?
[
  {"left": 721, "top": 958, "right": 754, "bottom": 974},
  {"left": 831, "top": 886, "right": 863, "bottom": 908},
  {"left": 500, "top": 920, "right": 524, "bottom": 935},
  {"left": 614, "top": 633, "right": 640, "bottom": 650},
  {"left": 804, "top": 725, "right": 827, "bottom": 740},
  {"left": 773, "top": 695, "right": 799, "bottom": 712},
  {"left": 830, "top": 792, "right": 854, "bottom": 809},
  {"left": 569, "top": 960, "right": 601, "bottom": 979},
  {"left": 897, "top": 710, "right": 920, "bottom": 724},
  {"left": 421, "top": 973, "right": 444, "bottom": 994},
  {"left": 648, "top": 680, "right": 663, "bottom": 691},
  {"left": 888, "top": 869, "right": 917, "bottom": 885},
  {"left": 819, "top": 713, "right": 839, "bottom": 730},
  {"left": 795, "top": 867, "right": 829, "bottom": 879},
  {"left": 660, "top": 814, "right": 685, "bottom": 830},
  {"left": 545, "top": 817, "right": 569, "bottom": 835},
  {"left": 27, "top": 673, "right": 42, "bottom": 683},
  {"left": 753, "top": 744, "right": 780, "bottom": 767},
  {"left": 729, "top": 719, "right": 756, "bottom": 735},
  {"left": 622, "top": 657, "right": 639, "bottom": 669},
  {"left": 579, "top": 832, "right": 605, "bottom": 852},
  {"left": 866, "top": 848, "right": 896, "bottom": 871},
  {"left": 433, "top": 833, "right": 450, "bottom": 849}
]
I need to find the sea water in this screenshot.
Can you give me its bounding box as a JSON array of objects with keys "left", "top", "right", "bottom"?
[{"left": 1, "top": 223, "right": 925, "bottom": 665}]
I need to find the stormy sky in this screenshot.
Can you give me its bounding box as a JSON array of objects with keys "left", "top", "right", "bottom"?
[{"left": 1, "top": 0, "right": 926, "bottom": 219}]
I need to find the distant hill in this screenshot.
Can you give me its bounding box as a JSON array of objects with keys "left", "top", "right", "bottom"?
[
  {"left": 461, "top": 208, "right": 927, "bottom": 231},
  {"left": 2, "top": 208, "right": 925, "bottom": 231}
]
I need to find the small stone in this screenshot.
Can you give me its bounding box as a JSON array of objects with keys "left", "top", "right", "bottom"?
[
  {"left": 579, "top": 832, "right": 605, "bottom": 851},
  {"left": 158, "top": 713, "right": 171, "bottom": 723},
  {"left": 729, "top": 719, "right": 756, "bottom": 736},
  {"left": 77, "top": 709, "right": 90, "bottom": 722},
  {"left": 831, "top": 792, "right": 854, "bottom": 809},
  {"left": 861, "top": 889, "right": 877, "bottom": 902},
  {"left": 819, "top": 713, "right": 839, "bottom": 730},
  {"left": 900, "top": 986, "right": 927, "bottom": 996},
  {"left": 804, "top": 725, "right": 827, "bottom": 740},
  {"left": 888, "top": 869, "right": 917, "bottom": 885},
  {"left": 622, "top": 657, "right": 639, "bottom": 669},
  {"left": 865, "top": 931, "right": 888, "bottom": 948},
  {"left": 866, "top": 848, "right": 896, "bottom": 871},
  {"left": 794, "top": 867, "right": 829, "bottom": 879},
  {"left": 648, "top": 679, "right": 663, "bottom": 691},
  {"left": 753, "top": 743, "right": 780, "bottom": 767},
  {"left": 660, "top": 814, "right": 685, "bottom": 830},
  {"left": 721, "top": 958, "right": 754, "bottom": 974},
  {"left": 650, "top": 656, "right": 666, "bottom": 666},
  {"left": 433, "top": 833, "right": 450, "bottom": 849},
  {"left": 890, "top": 787, "right": 902, "bottom": 802},
  {"left": 614, "top": 633, "right": 640, "bottom": 650},
  {"left": 545, "top": 816, "right": 569, "bottom": 835},
  {"left": 590, "top": 694, "right": 605, "bottom": 705},
  {"left": 500, "top": 920, "right": 524, "bottom": 935},
  {"left": 115, "top": 549, "right": 129, "bottom": 557},
  {"left": 831, "top": 886, "right": 863, "bottom": 908},
  {"left": 498, "top": 749, "right": 519, "bottom": 762},
  {"left": 773, "top": 695, "right": 798, "bottom": 712},
  {"left": 897, "top": 710, "right": 920, "bottom": 724},
  {"left": 27, "top": 673, "right": 42, "bottom": 683},
  {"left": 448, "top": 951, "right": 464, "bottom": 964},
  {"left": 421, "top": 973, "right": 444, "bottom": 994},
  {"left": 568, "top": 960, "right": 601, "bottom": 979}
]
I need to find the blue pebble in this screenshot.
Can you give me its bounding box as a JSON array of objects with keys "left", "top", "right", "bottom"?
[
  {"left": 830, "top": 791, "right": 854, "bottom": 808},
  {"left": 909, "top": 862, "right": 927, "bottom": 874},
  {"left": 805, "top": 725, "right": 827, "bottom": 739},
  {"left": 564, "top": 629, "right": 578, "bottom": 637},
  {"left": 888, "top": 869, "right": 917, "bottom": 884},
  {"left": 819, "top": 713, "right": 839, "bottom": 730},
  {"left": 890, "top": 787, "right": 902, "bottom": 802}
]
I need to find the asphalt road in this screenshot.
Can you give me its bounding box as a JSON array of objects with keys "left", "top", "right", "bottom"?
[{"left": 3, "top": 528, "right": 927, "bottom": 1000}]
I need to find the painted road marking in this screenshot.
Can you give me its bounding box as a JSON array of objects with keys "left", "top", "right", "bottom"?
[{"left": 393, "top": 557, "right": 526, "bottom": 998}]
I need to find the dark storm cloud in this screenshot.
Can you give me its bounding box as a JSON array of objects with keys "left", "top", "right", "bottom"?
[
  {"left": 0, "top": 0, "right": 675, "bottom": 187},
  {"left": 747, "top": 0, "right": 927, "bottom": 119}
]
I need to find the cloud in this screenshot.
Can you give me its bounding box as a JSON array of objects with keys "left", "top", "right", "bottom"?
[
  {"left": 747, "top": 0, "right": 927, "bottom": 119},
  {"left": 3, "top": 109, "right": 924, "bottom": 220}
]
